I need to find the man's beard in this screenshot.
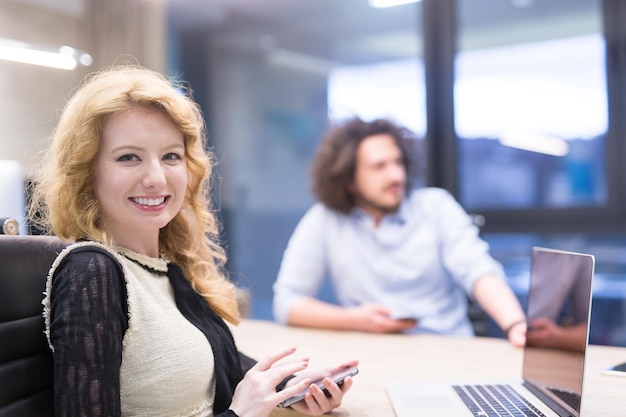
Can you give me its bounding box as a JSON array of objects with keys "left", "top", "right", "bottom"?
[{"left": 355, "top": 184, "right": 405, "bottom": 214}]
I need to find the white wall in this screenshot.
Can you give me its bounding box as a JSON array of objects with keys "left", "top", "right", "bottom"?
[
  {"left": 0, "top": 0, "right": 88, "bottom": 175},
  {"left": 0, "top": 0, "right": 166, "bottom": 176},
  {"left": 0, "top": 160, "right": 27, "bottom": 234}
]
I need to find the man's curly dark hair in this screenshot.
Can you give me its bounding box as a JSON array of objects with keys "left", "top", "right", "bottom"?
[{"left": 311, "top": 117, "right": 421, "bottom": 214}]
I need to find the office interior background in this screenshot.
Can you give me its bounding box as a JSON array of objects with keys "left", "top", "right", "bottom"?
[{"left": 1, "top": 0, "right": 624, "bottom": 346}]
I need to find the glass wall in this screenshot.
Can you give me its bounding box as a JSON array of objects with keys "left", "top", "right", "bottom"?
[
  {"left": 456, "top": 0, "right": 605, "bottom": 211},
  {"left": 166, "top": 0, "right": 626, "bottom": 345},
  {"left": 168, "top": 0, "right": 424, "bottom": 319},
  {"left": 454, "top": 0, "right": 624, "bottom": 346},
  {"left": 328, "top": 58, "right": 426, "bottom": 137}
]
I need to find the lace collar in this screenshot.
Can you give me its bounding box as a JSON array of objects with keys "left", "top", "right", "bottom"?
[{"left": 114, "top": 245, "right": 169, "bottom": 274}]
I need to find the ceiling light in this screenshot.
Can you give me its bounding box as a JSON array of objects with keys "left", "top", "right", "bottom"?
[
  {"left": 266, "top": 48, "right": 339, "bottom": 74},
  {"left": 499, "top": 131, "right": 569, "bottom": 156},
  {"left": 0, "top": 38, "right": 92, "bottom": 70},
  {"left": 369, "top": 0, "right": 422, "bottom": 8},
  {"left": 511, "top": 0, "right": 534, "bottom": 8}
]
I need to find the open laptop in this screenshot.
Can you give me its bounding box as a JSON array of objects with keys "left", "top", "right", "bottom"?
[{"left": 385, "top": 247, "right": 595, "bottom": 417}]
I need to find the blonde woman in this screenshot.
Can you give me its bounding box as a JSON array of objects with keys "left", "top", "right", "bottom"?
[{"left": 31, "top": 66, "right": 356, "bottom": 417}]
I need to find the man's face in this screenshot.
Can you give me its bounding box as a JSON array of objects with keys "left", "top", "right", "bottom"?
[{"left": 349, "top": 133, "right": 407, "bottom": 218}]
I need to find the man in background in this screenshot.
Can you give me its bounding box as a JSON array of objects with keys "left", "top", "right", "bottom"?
[{"left": 272, "top": 117, "right": 527, "bottom": 346}]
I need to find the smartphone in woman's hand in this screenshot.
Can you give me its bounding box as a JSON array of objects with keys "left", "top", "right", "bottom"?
[{"left": 278, "top": 366, "right": 359, "bottom": 408}]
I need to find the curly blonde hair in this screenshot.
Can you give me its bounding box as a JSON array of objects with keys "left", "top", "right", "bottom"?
[{"left": 29, "top": 65, "right": 240, "bottom": 324}]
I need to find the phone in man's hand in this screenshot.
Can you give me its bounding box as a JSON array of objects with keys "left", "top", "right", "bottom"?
[
  {"left": 277, "top": 366, "right": 359, "bottom": 408},
  {"left": 389, "top": 312, "right": 420, "bottom": 322}
]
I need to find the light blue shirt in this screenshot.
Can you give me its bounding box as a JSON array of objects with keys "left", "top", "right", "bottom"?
[{"left": 272, "top": 187, "right": 505, "bottom": 336}]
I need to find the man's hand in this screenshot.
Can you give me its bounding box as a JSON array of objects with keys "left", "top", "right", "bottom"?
[
  {"left": 506, "top": 320, "right": 527, "bottom": 347},
  {"left": 348, "top": 303, "right": 418, "bottom": 333}
]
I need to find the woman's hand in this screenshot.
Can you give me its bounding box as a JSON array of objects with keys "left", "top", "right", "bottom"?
[
  {"left": 229, "top": 348, "right": 358, "bottom": 417},
  {"left": 229, "top": 347, "right": 312, "bottom": 417},
  {"left": 288, "top": 359, "right": 359, "bottom": 388},
  {"left": 288, "top": 360, "right": 359, "bottom": 415}
]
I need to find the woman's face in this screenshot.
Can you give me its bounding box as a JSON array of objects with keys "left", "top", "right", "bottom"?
[{"left": 93, "top": 107, "right": 188, "bottom": 251}]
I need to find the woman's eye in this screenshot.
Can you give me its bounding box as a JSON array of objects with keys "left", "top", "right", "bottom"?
[
  {"left": 163, "top": 152, "right": 183, "bottom": 161},
  {"left": 117, "top": 154, "right": 139, "bottom": 162}
]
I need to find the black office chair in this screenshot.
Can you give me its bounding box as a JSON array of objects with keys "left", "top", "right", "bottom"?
[{"left": 0, "top": 235, "right": 68, "bottom": 417}]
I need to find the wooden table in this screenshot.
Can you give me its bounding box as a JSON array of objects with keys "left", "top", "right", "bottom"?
[{"left": 230, "top": 319, "right": 626, "bottom": 417}]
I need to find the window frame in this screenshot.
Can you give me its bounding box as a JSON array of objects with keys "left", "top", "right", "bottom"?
[{"left": 423, "top": 0, "right": 626, "bottom": 234}]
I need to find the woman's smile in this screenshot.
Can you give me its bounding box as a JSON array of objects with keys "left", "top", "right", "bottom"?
[{"left": 130, "top": 195, "right": 168, "bottom": 208}]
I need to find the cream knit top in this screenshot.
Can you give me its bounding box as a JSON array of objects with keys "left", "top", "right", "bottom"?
[{"left": 43, "top": 241, "right": 217, "bottom": 417}]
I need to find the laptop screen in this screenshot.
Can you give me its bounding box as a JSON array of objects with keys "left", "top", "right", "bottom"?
[{"left": 521, "top": 247, "right": 595, "bottom": 416}]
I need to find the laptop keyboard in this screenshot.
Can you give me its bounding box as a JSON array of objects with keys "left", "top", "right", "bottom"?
[{"left": 453, "top": 384, "right": 547, "bottom": 417}]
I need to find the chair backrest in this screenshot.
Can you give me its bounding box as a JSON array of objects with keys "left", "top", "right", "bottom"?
[{"left": 0, "top": 235, "right": 68, "bottom": 417}]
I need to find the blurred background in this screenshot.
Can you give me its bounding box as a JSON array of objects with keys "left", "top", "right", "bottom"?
[{"left": 1, "top": 0, "right": 624, "bottom": 346}]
